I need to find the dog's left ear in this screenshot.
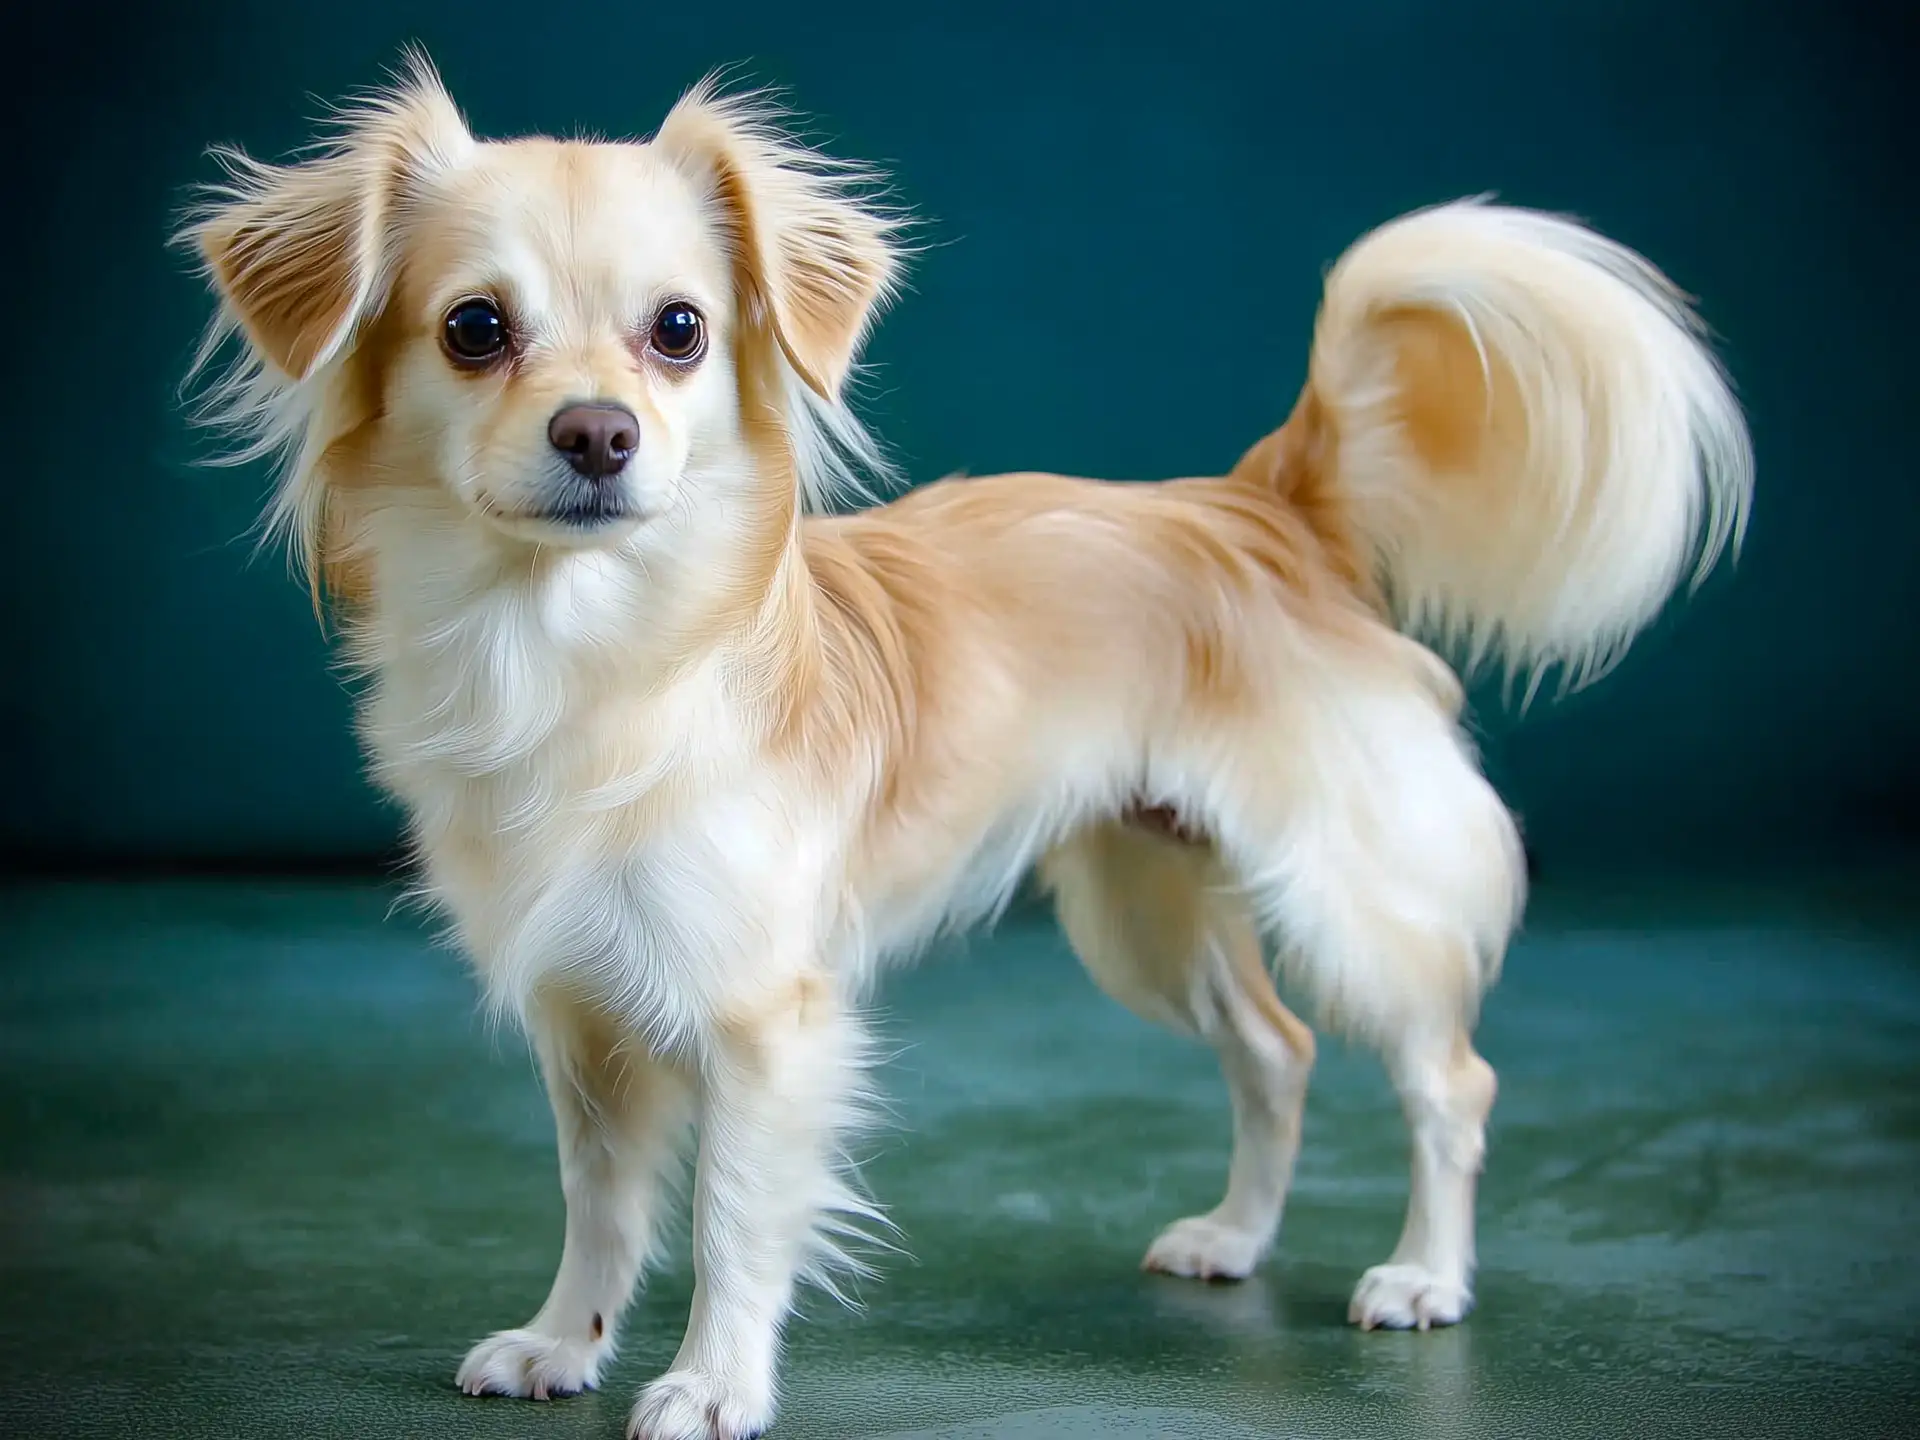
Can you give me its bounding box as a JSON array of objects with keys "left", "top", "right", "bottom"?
[{"left": 655, "top": 82, "right": 903, "bottom": 401}]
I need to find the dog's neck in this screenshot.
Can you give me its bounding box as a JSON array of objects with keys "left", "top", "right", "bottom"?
[{"left": 339, "top": 483, "right": 816, "bottom": 789}]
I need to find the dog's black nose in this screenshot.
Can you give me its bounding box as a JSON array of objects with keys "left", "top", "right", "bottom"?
[{"left": 548, "top": 403, "right": 639, "bottom": 480}]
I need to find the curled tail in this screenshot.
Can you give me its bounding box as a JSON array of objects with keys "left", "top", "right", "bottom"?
[{"left": 1242, "top": 198, "right": 1753, "bottom": 694}]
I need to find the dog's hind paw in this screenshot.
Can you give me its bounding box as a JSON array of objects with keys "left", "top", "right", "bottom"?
[
  {"left": 1140, "top": 1214, "right": 1265, "bottom": 1281},
  {"left": 1348, "top": 1262, "right": 1472, "bottom": 1330}
]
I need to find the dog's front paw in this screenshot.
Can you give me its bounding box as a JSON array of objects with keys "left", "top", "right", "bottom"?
[
  {"left": 456, "top": 1327, "right": 606, "bottom": 1400},
  {"left": 1348, "top": 1262, "right": 1472, "bottom": 1331},
  {"left": 628, "top": 1369, "right": 773, "bottom": 1440},
  {"left": 1141, "top": 1214, "right": 1265, "bottom": 1281}
]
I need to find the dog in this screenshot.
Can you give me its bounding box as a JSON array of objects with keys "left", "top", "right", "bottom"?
[{"left": 181, "top": 52, "right": 1752, "bottom": 1440}]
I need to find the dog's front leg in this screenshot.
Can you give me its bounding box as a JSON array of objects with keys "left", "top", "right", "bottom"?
[
  {"left": 458, "top": 998, "right": 695, "bottom": 1400},
  {"left": 629, "top": 970, "right": 868, "bottom": 1440}
]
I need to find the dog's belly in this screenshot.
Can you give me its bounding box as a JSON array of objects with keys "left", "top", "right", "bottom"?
[
  {"left": 858, "top": 790, "right": 1210, "bottom": 966},
  {"left": 1121, "top": 801, "right": 1208, "bottom": 846}
]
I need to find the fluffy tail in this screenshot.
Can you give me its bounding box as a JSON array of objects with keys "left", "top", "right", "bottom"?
[{"left": 1249, "top": 198, "right": 1754, "bottom": 694}]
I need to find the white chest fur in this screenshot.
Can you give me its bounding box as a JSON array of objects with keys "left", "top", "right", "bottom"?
[{"left": 355, "top": 546, "right": 838, "bottom": 1048}]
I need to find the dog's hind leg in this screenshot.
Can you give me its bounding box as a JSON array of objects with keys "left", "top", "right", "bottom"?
[
  {"left": 1212, "top": 653, "right": 1522, "bottom": 1330},
  {"left": 1039, "top": 819, "right": 1315, "bottom": 1281},
  {"left": 1346, "top": 1026, "right": 1497, "bottom": 1329}
]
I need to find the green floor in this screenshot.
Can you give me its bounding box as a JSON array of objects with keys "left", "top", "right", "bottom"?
[{"left": 3, "top": 870, "right": 1917, "bottom": 1439}]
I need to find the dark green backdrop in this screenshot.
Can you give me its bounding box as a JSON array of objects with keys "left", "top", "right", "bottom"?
[{"left": 1, "top": 2, "right": 1910, "bottom": 871}]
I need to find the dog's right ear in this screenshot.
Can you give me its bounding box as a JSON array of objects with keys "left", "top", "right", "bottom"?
[{"left": 183, "top": 52, "right": 472, "bottom": 381}]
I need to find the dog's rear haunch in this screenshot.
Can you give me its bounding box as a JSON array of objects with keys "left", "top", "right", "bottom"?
[{"left": 182, "top": 52, "right": 1751, "bottom": 1440}]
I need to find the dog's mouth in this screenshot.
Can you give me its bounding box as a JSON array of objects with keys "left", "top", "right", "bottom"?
[
  {"left": 534, "top": 498, "right": 640, "bottom": 527},
  {"left": 477, "top": 492, "right": 644, "bottom": 531}
]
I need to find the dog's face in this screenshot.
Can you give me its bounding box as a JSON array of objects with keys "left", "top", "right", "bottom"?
[
  {"left": 359, "top": 139, "right": 742, "bottom": 547},
  {"left": 186, "top": 58, "right": 900, "bottom": 583}
]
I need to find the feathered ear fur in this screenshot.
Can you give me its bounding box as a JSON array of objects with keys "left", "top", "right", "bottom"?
[
  {"left": 654, "top": 80, "right": 907, "bottom": 510},
  {"left": 182, "top": 50, "right": 473, "bottom": 382},
  {"left": 177, "top": 50, "right": 474, "bottom": 601},
  {"left": 655, "top": 79, "right": 903, "bottom": 400}
]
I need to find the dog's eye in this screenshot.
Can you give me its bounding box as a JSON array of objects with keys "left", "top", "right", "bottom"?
[
  {"left": 649, "top": 303, "right": 705, "bottom": 362},
  {"left": 443, "top": 299, "right": 509, "bottom": 366}
]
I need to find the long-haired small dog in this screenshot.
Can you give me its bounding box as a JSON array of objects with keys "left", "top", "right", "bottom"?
[{"left": 181, "top": 53, "right": 1752, "bottom": 1440}]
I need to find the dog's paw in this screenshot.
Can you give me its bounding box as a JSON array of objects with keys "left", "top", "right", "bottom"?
[
  {"left": 1347, "top": 1263, "right": 1472, "bottom": 1331},
  {"left": 1141, "top": 1214, "right": 1265, "bottom": 1281},
  {"left": 456, "top": 1327, "right": 605, "bottom": 1400},
  {"left": 628, "top": 1369, "right": 773, "bottom": 1440}
]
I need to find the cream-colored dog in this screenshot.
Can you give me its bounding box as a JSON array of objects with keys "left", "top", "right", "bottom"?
[{"left": 182, "top": 53, "right": 1752, "bottom": 1440}]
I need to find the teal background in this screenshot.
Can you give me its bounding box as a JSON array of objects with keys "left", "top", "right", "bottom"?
[
  {"left": 3, "top": 13, "right": 1918, "bottom": 1436},
  {"left": 1, "top": 1, "right": 1911, "bottom": 871}
]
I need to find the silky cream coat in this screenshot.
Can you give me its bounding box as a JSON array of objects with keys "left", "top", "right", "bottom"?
[{"left": 183, "top": 55, "right": 1752, "bottom": 1440}]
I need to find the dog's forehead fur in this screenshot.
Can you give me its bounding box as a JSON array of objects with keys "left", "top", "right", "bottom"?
[{"left": 397, "top": 138, "right": 734, "bottom": 333}]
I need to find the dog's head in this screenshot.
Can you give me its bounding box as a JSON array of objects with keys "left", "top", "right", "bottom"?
[{"left": 183, "top": 53, "right": 902, "bottom": 602}]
